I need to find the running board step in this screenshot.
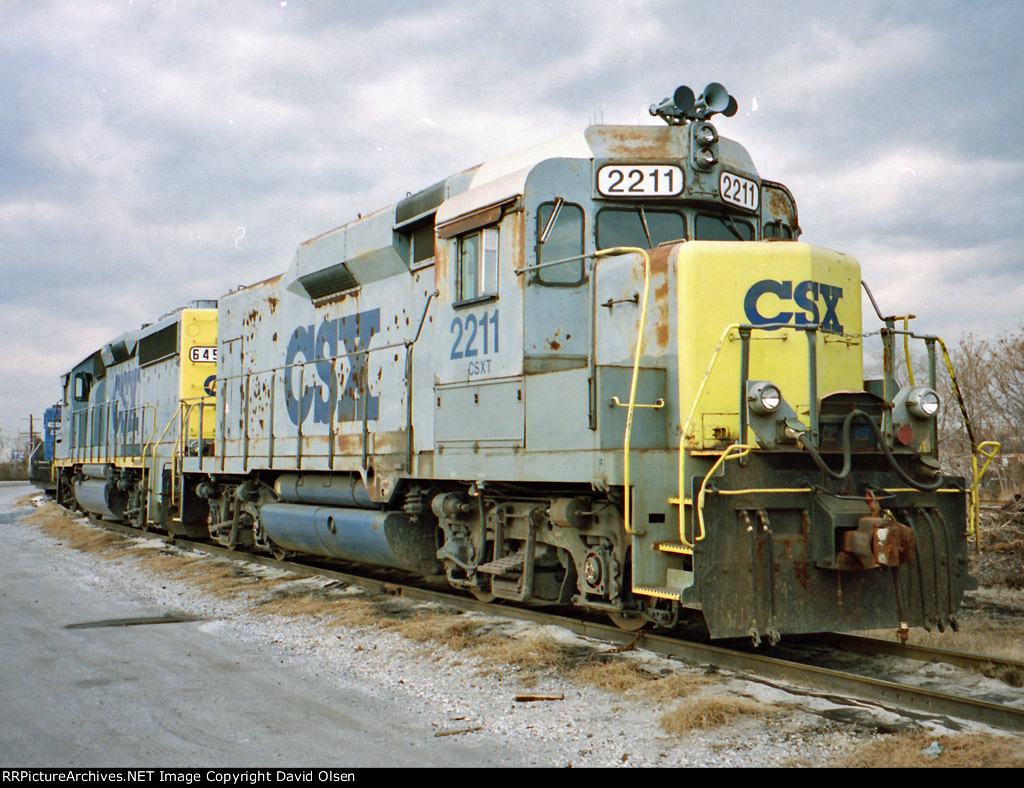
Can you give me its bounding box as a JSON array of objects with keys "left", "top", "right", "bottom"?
[
  {"left": 477, "top": 549, "right": 527, "bottom": 576},
  {"left": 633, "top": 585, "right": 683, "bottom": 601},
  {"left": 654, "top": 541, "right": 693, "bottom": 555}
]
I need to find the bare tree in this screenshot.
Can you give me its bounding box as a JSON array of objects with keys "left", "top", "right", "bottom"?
[{"left": 930, "top": 329, "right": 1024, "bottom": 498}]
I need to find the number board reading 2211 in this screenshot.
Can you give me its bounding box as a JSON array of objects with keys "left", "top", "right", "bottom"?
[{"left": 596, "top": 164, "right": 684, "bottom": 197}]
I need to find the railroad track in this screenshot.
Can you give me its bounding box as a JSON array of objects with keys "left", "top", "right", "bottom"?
[
  {"left": 78, "top": 514, "right": 1024, "bottom": 734},
  {"left": 798, "top": 631, "right": 1024, "bottom": 677}
]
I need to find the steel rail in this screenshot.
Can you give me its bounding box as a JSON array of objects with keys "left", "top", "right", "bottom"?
[
  {"left": 799, "top": 632, "right": 1024, "bottom": 677},
  {"left": 79, "top": 516, "right": 1024, "bottom": 733}
]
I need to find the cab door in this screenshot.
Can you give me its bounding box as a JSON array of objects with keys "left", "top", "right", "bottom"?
[
  {"left": 433, "top": 201, "right": 526, "bottom": 452},
  {"left": 522, "top": 159, "right": 592, "bottom": 370}
]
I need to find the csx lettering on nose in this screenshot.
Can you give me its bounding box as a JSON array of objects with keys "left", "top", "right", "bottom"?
[{"left": 743, "top": 279, "right": 844, "bottom": 333}]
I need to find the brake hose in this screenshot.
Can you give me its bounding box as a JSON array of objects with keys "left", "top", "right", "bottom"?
[{"left": 797, "top": 409, "right": 944, "bottom": 492}]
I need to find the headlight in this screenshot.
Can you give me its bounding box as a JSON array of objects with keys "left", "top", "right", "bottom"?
[
  {"left": 694, "top": 123, "right": 718, "bottom": 145},
  {"left": 696, "top": 148, "right": 717, "bottom": 166},
  {"left": 748, "top": 382, "right": 782, "bottom": 416},
  {"left": 906, "top": 387, "right": 940, "bottom": 419}
]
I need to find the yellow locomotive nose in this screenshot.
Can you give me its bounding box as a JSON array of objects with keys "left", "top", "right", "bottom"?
[{"left": 676, "top": 241, "right": 863, "bottom": 452}]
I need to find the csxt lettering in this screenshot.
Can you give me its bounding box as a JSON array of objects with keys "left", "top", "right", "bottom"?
[
  {"left": 743, "top": 279, "right": 844, "bottom": 333},
  {"left": 112, "top": 367, "right": 140, "bottom": 434},
  {"left": 284, "top": 308, "right": 380, "bottom": 426}
]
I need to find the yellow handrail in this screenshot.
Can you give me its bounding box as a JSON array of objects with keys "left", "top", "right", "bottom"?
[
  {"left": 143, "top": 409, "right": 181, "bottom": 522},
  {"left": 694, "top": 443, "right": 755, "bottom": 543},
  {"left": 902, "top": 315, "right": 916, "bottom": 385},
  {"left": 594, "top": 247, "right": 651, "bottom": 536},
  {"left": 144, "top": 410, "right": 180, "bottom": 467},
  {"left": 971, "top": 441, "right": 1001, "bottom": 548},
  {"left": 933, "top": 336, "right": 1001, "bottom": 547},
  {"left": 680, "top": 323, "right": 744, "bottom": 445},
  {"left": 671, "top": 322, "right": 819, "bottom": 546},
  {"left": 170, "top": 401, "right": 195, "bottom": 507},
  {"left": 674, "top": 323, "right": 743, "bottom": 546}
]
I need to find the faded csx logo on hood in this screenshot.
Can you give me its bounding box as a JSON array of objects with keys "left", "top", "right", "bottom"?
[{"left": 742, "top": 279, "right": 844, "bottom": 333}]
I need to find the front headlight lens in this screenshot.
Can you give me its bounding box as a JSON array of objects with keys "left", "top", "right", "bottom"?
[
  {"left": 696, "top": 148, "right": 717, "bottom": 166},
  {"left": 907, "top": 387, "right": 941, "bottom": 419},
  {"left": 748, "top": 381, "right": 782, "bottom": 416},
  {"left": 695, "top": 123, "right": 718, "bottom": 144},
  {"left": 759, "top": 384, "right": 782, "bottom": 412}
]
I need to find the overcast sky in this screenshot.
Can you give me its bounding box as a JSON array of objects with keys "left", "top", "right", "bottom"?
[{"left": 2, "top": 0, "right": 1023, "bottom": 441}]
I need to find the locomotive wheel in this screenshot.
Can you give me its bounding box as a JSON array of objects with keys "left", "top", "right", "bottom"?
[{"left": 608, "top": 610, "right": 647, "bottom": 631}]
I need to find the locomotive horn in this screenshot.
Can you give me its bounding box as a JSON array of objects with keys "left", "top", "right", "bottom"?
[
  {"left": 649, "top": 84, "right": 695, "bottom": 123},
  {"left": 672, "top": 85, "right": 696, "bottom": 115},
  {"left": 694, "top": 82, "right": 731, "bottom": 118}
]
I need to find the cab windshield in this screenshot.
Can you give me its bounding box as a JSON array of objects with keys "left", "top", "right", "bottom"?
[
  {"left": 596, "top": 208, "right": 685, "bottom": 249},
  {"left": 695, "top": 213, "right": 754, "bottom": 241},
  {"left": 595, "top": 207, "right": 755, "bottom": 250}
]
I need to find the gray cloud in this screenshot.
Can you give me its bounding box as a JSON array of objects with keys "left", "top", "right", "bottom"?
[{"left": 2, "top": 0, "right": 1023, "bottom": 436}]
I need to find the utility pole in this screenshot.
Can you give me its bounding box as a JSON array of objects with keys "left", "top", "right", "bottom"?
[{"left": 20, "top": 415, "right": 40, "bottom": 478}]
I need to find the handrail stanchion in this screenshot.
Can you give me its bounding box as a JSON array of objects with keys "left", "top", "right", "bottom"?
[{"left": 805, "top": 326, "right": 819, "bottom": 444}]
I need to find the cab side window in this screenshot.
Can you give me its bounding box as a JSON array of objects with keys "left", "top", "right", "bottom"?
[
  {"left": 73, "top": 373, "right": 93, "bottom": 403},
  {"left": 409, "top": 221, "right": 436, "bottom": 267},
  {"left": 763, "top": 221, "right": 793, "bottom": 240},
  {"left": 457, "top": 227, "right": 499, "bottom": 303},
  {"left": 536, "top": 201, "right": 584, "bottom": 285}
]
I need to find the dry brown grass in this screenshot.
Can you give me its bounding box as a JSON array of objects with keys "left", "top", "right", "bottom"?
[
  {"left": 659, "top": 694, "right": 773, "bottom": 734},
  {"left": 882, "top": 620, "right": 1024, "bottom": 662},
  {"left": 975, "top": 505, "right": 1024, "bottom": 589},
  {"left": 570, "top": 660, "right": 654, "bottom": 693},
  {"left": 256, "top": 591, "right": 378, "bottom": 628},
  {"left": 911, "top": 621, "right": 1024, "bottom": 686},
  {"left": 131, "top": 547, "right": 294, "bottom": 599},
  {"left": 382, "top": 611, "right": 482, "bottom": 649},
  {"left": 478, "top": 631, "right": 566, "bottom": 670},
  {"left": 638, "top": 672, "right": 714, "bottom": 703},
  {"left": 567, "top": 659, "right": 710, "bottom": 698},
  {"left": 24, "top": 504, "right": 293, "bottom": 602},
  {"left": 24, "top": 505, "right": 127, "bottom": 553},
  {"left": 161, "top": 561, "right": 249, "bottom": 597},
  {"left": 842, "top": 732, "right": 1024, "bottom": 768}
]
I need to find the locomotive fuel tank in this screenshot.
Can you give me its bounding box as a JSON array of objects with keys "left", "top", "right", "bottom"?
[
  {"left": 73, "top": 475, "right": 126, "bottom": 520},
  {"left": 258, "top": 503, "right": 438, "bottom": 574}
]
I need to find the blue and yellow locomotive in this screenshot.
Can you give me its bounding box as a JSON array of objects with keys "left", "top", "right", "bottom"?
[{"left": 52, "top": 84, "right": 972, "bottom": 642}]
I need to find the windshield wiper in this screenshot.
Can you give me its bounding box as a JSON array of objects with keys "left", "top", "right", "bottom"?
[
  {"left": 726, "top": 214, "right": 745, "bottom": 240},
  {"left": 638, "top": 205, "right": 653, "bottom": 248}
]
